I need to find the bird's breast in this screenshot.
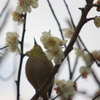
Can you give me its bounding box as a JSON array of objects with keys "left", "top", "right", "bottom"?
[{"left": 25, "top": 55, "right": 53, "bottom": 90}]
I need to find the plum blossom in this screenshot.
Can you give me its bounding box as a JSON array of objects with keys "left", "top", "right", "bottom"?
[
  {"left": 40, "top": 30, "right": 67, "bottom": 64},
  {"left": 91, "top": 51, "right": 100, "bottom": 61},
  {"left": 12, "top": 11, "right": 24, "bottom": 24},
  {"left": 41, "top": 30, "right": 67, "bottom": 51},
  {"left": 5, "top": 32, "right": 21, "bottom": 54},
  {"left": 74, "top": 48, "right": 84, "bottom": 57},
  {"left": 75, "top": 48, "right": 100, "bottom": 67},
  {"left": 54, "top": 79, "right": 77, "bottom": 99},
  {"left": 16, "top": 0, "right": 39, "bottom": 14},
  {"left": 74, "top": 48, "right": 91, "bottom": 66},
  {"left": 12, "top": 0, "right": 39, "bottom": 23},
  {"left": 43, "top": 36, "right": 60, "bottom": 51},
  {"left": 40, "top": 30, "right": 51, "bottom": 44},
  {"left": 62, "top": 28, "right": 74, "bottom": 38},
  {"left": 46, "top": 48, "right": 65, "bottom": 64},
  {"left": 31, "top": 0, "right": 39, "bottom": 8},
  {"left": 80, "top": 66, "right": 92, "bottom": 78}
]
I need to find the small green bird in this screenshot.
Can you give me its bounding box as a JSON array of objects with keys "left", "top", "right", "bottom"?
[{"left": 25, "top": 39, "right": 54, "bottom": 100}]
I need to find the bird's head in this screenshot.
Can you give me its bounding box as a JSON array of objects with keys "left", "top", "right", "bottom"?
[{"left": 26, "top": 38, "right": 45, "bottom": 57}]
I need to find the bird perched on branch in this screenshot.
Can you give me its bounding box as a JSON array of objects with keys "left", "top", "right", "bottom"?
[{"left": 25, "top": 38, "right": 54, "bottom": 100}]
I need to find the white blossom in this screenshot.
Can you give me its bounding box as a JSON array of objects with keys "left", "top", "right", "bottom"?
[
  {"left": 43, "top": 37, "right": 59, "bottom": 51},
  {"left": 74, "top": 48, "right": 91, "bottom": 66},
  {"left": 40, "top": 30, "right": 60, "bottom": 51},
  {"left": 74, "top": 48, "right": 84, "bottom": 57},
  {"left": 82, "top": 53, "right": 91, "bottom": 66},
  {"left": 16, "top": 0, "right": 38, "bottom": 14},
  {"left": 54, "top": 79, "right": 76, "bottom": 99},
  {"left": 91, "top": 51, "right": 100, "bottom": 61},
  {"left": 31, "top": 0, "right": 39, "bottom": 8},
  {"left": 40, "top": 30, "right": 67, "bottom": 51},
  {"left": 40, "top": 30, "right": 51, "bottom": 44},
  {"left": 46, "top": 48, "right": 65, "bottom": 64},
  {"left": 62, "top": 28, "right": 74, "bottom": 38},
  {"left": 80, "top": 66, "right": 92, "bottom": 78},
  {"left": 12, "top": 11, "right": 24, "bottom": 24},
  {"left": 5, "top": 32, "right": 21, "bottom": 54},
  {"left": 40, "top": 30, "right": 67, "bottom": 64}
]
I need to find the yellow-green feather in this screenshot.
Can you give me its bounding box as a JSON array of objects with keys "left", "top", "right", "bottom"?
[{"left": 27, "top": 44, "right": 45, "bottom": 57}]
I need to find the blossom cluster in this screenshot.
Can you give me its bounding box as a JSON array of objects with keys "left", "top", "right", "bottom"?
[
  {"left": 75, "top": 48, "right": 91, "bottom": 66},
  {"left": 75, "top": 48, "right": 100, "bottom": 78},
  {"left": 79, "top": 66, "right": 92, "bottom": 78},
  {"left": 12, "top": 11, "right": 24, "bottom": 24},
  {"left": 40, "top": 30, "right": 67, "bottom": 64},
  {"left": 75, "top": 48, "right": 100, "bottom": 66},
  {"left": 5, "top": 32, "right": 21, "bottom": 54},
  {"left": 62, "top": 28, "right": 74, "bottom": 39},
  {"left": 54, "top": 80, "right": 77, "bottom": 99},
  {"left": 12, "top": 0, "right": 39, "bottom": 23}
]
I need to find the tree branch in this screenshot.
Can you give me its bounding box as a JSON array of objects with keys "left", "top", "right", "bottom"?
[
  {"left": 30, "top": 0, "right": 94, "bottom": 99},
  {"left": 16, "top": 13, "right": 27, "bottom": 100}
]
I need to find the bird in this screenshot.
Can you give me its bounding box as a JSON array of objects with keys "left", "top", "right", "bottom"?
[{"left": 25, "top": 38, "right": 54, "bottom": 100}]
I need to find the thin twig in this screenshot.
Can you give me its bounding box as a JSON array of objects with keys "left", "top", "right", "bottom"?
[
  {"left": 47, "top": 0, "right": 64, "bottom": 41},
  {"left": 0, "top": 45, "right": 9, "bottom": 50},
  {"left": 63, "top": 0, "right": 82, "bottom": 79},
  {"left": 0, "top": 10, "right": 11, "bottom": 33},
  {"left": 16, "top": 13, "right": 27, "bottom": 100},
  {"left": 78, "top": 36, "right": 100, "bottom": 66},
  {"left": 0, "top": 0, "right": 10, "bottom": 17},
  {"left": 46, "top": 0, "right": 72, "bottom": 79},
  {"left": 91, "top": 69, "right": 100, "bottom": 87},
  {"left": 51, "top": 93, "right": 62, "bottom": 100},
  {"left": 72, "top": 57, "right": 79, "bottom": 79},
  {"left": 74, "top": 75, "right": 81, "bottom": 82},
  {"left": 63, "top": 0, "right": 75, "bottom": 29}
]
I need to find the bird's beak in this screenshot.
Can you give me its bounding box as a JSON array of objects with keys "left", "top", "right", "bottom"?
[{"left": 34, "top": 38, "right": 37, "bottom": 45}]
